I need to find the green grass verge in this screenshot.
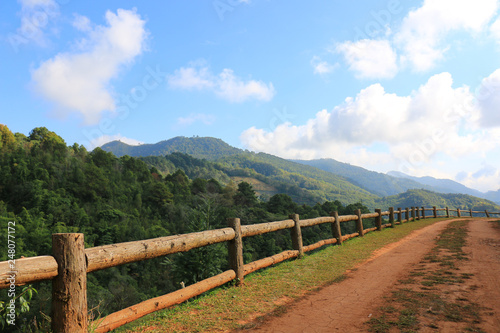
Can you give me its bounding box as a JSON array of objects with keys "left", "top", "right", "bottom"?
[{"left": 118, "top": 218, "right": 451, "bottom": 333}]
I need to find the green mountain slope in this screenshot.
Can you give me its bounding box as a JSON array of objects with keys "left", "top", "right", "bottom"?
[
  {"left": 102, "top": 136, "right": 499, "bottom": 211},
  {"left": 387, "top": 171, "right": 485, "bottom": 198},
  {"left": 101, "top": 136, "right": 242, "bottom": 160},
  {"left": 216, "top": 152, "right": 378, "bottom": 206},
  {"left": 292, "top": 158, "right": 435, "bottom": 196}
]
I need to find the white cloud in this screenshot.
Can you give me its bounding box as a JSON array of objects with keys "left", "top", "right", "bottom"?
[
  {"left": 336, "top": 39, "right": 398, "bottom": 79},
  {"left": 310, "top": 56, "right": 338, "bottom": 75},
  {"left": 177, "top": 113, "right": 216, "bottom": 126},
  {"left": 457, "top": 165, "right": 500, "bottom": 192},
  {"left": 72, "top": 14, "right": 91, "bottom": 32},
  {"left": 476, "top": 69, "right": 500, "bottom": 127},
  {"left": 395, "top": 0, "right": 498, "bottom": 71},
  {"left": 32, "top": 8, "right": 147, "bottom": 125},
  {"left": 329, "top": 0, "right": 499, "bottom": 77},
  {"left": 490, "top": 17, "right": 500, "bottom": 41},
  {"left": 167, "top": 65, "right": 215, "bottom": 90},
  {"left": 89, "top": 134, "right": 144, "bottom": 150},
  {"left": 15, "top": 0, "right": 59, "bottom": 47},
  {"left": 241, "top": 72, "right": 487, "bottom": 175},
  {"left": 167, "top": 63, "right": 275, "bottom": 103}
]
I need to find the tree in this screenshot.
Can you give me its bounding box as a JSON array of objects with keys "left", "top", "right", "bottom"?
[
  {"left": 234, "top": 181, "right": 258, "bottom": 207},
  {"left": 267, "top": 193, "right": 297, "bottom": 215}
]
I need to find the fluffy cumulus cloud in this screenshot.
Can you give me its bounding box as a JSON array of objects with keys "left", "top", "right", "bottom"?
[
  {"left": 336, "top": 39, "right": 398, "bottom": 79},
  {"left": 167, "top": 63, "right": 275, "bottom": 103},
  {"left": 395, "top": 0, "right": 498, "bottom": 72},
  {"left": 241, "top": 72, "right": 492, "bottom": 174},
  {"left": 329, "top": 0, "right": 499, "bottom": 77},
  {"left": 32, "top": 8, "right": 147, "bottom": 124}
]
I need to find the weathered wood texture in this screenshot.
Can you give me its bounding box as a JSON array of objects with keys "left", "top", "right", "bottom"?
[
  {"left": 375, "top": 209, "right": 382, "bottom": 231},
  {"left": 300, "top": 216, "right": 335, "bottom": 228},
  {"left": 389, "top": 207, "right": 395, "bottom": 228},
  {"left": 356, "top": 209, "right": 364, "bottom": 237},
  {"left": 86, "top": 228, "right": 235, "bottom": 273},
  {"left": 331, "top": 211, "right": 343, "bottom": 245},
  {"left": 342, "top": 232, "right": 359, "bottom": 241},
  {"left": 228, "top": 218, "right": 244, "bottom": 285},
  {"left": 240, "top": 219, "right": 294, "bottom": 237},
  {"left": 361, "top": 212, "right": 379, "bottom": 219},
  {"left": 51, "top": 233, "right": 87, "bottom": 333},
  {"left": 243, "top": 250, "right": 299, "bottom": 276},
  {"left": 303, "top": 238, "right": 337, "bottom": 253},
  {"left": 0, "top": 256, "right": 57, "bottom": 288},
  {"left": 290, "top": 214, "right": 304, "bottom": 257},
  {"left": 338, "top": 214, "right": 358, "bottom": 222},
  {"left": 94, "top": 270, "right": 236, "bottom": 333}
]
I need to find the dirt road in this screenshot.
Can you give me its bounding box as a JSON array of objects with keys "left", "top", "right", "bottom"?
[{"left": 239, "top": 218, "right": 500, "bottom": 333}]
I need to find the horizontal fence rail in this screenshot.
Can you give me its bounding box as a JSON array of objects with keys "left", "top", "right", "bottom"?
[{"left": 1, "top": 206, "right": 498, "bottom": 332}]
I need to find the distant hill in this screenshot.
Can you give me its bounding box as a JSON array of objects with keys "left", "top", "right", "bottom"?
[
  {"left": 484, "top": 189, "right": 500, "bottom": 205},
  {"left": 375, "top": 189, "right": 500, "bottom": 212},
  {"left": 292, "top": 158, "right": 436, "bottom": 197},
  {"left": 387, "top": 171, "right": 485, "bottom": 198},
  {"left": 101, "top": 136, "right": 242, "bottom": 160},
  {"left": 217, "top": 152, "right": 378, "bottom": 206},
  {"left": 102, "top": 136, "right": 500, "bottom": 209}
]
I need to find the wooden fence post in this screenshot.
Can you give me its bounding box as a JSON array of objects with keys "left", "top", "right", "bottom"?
[
  {"left": 330, "top": 211, "right": 343, "bottom": 245},
  {"left": 457, "top": 208, "right": 461, "bottom": 218},
  {"left": 421, "top": 207, "right": 426, "bottom": 219},
  {"left": 289, "top": 214, "right": 304, "bottom": 257},
  {"left": 397, "top": 208, "right": 402, "bottom": 224},
  {"left": 411, "top": 207, "right": 415, "bottom": 221},
  {"left": 389, "top": 207, "right": 395, "bottom": 228},
  {"left": 446, "top": 207, "right": 449, "bottom": 218},
  {"left": 433, "top": 206, "right": 437, "bottom": 218},
  {"left": 485, "top": 210, "right": 490, "bottom": 218},
  {"left": 416, "top": 207, "right": 421, "bottom": 220},
  {"left": 227, "top": 218, "right": 244, "bottom": 285},
  {"left": 52, "top": 233, "right": 87, "bottom": 333},
  {"left": 356, "top": 209, "right": 364, "bottom": 236},
  {"left": 375, "top": 209, "right": 382, "bottom": 231},
  {"left": 406, "top": 207, "right": 410, "bottom": 222},
  {"left": 469, "top": 209, "right": 473, "bottom": 217}
]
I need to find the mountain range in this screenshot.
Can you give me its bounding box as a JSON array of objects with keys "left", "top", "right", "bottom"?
[{"left": 101, "top": 136, "right": 500, "bottom": 208}]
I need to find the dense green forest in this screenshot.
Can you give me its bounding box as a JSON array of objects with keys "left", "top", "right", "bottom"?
[{"left": 0, "top": 126, "right": 370, "bottom": 332}]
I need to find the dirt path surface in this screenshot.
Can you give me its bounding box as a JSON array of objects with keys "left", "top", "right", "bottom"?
[
  {"left": 239, "top": 219, "right": 500, "bottom": 333},
  {"left": 465, "top": 219, "right": 500, "bottom": 332}
]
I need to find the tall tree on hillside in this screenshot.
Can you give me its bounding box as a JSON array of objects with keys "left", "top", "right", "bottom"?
[{"left": 234, "top": 181, "right": 258, "bottom": 207}]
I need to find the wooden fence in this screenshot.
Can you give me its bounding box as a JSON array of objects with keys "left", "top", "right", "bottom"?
[{"left": 0, "top": 206, "right": 498, "bottom": 332}]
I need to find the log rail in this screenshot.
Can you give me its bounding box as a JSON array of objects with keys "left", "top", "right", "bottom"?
[{"left": 0, "top": 206, "right": 497, "bottom": 332}]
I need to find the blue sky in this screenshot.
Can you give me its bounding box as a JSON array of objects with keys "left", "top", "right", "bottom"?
[{"left": 2, "top": 0, "right": 500, "bottom": 192}]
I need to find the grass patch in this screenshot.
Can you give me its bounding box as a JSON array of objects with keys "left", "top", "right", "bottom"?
[{"left": 117, "top": 218, "right": 446, "bottom": 332}]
